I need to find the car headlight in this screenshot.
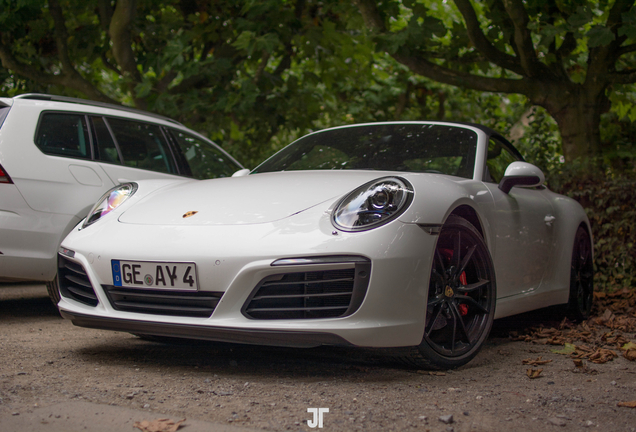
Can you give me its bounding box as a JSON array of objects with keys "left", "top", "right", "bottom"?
[
  {"left": 82, "top": 183, "right": 138, "bottom": 229},
  {"left": 333, "top": 177, "right": 413, "bottom": 231}
]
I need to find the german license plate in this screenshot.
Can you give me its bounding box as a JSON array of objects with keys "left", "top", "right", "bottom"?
[{"left": 111, "top": 260, "right": 198, "bottom": 290}]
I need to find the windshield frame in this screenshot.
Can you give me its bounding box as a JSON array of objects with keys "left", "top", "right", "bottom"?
[{"left": 253, "top": 121, "right": 482, "bottom": 180}]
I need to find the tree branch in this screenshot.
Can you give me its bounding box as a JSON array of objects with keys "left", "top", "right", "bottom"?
[
  {"left": 352, "top": 0, "right": 386, "bottom": 31},
  {"left": 605, "top": 70, "right": 636, "bottom": 84},
  {"left": 607, "top": 0, "right": 633, "bottom": 28},
  {"left": 0, "top": 41, "right": 117, "bottom": 104},
  {"left": 156, "top": 71, "right": 178, "bottom": 93},
  {"left": 453, "top": 0, "right": 524, "bottom": 76},
  {"left": 616, "top": 43, "right": 636, "bottom": 57},
  {"left": 109, "top": 0, "right": 143, "bottom": 106},
  {"left": 48, "top": 0, "right": 74, "bottom": 73},
  {"left": 97, "top": 0, "right": 114, "bottom": 33},
  {"left": 606, "top": 1, "right": 635, "bottom": 61},
  {"left": 392, "top": 52, "right": 528, "bottom": 94},
  {"left": 253, "top": 50, "right": 270, "bottom": 84},
  {"left": 354, "top": 0, "right": 529, "bottom": 95},
  {"left": 100, "top": 52, "right": 122, "bottom": 75},
  {"left": 502, "top": 0, "right": 541, "bottom": 77}
]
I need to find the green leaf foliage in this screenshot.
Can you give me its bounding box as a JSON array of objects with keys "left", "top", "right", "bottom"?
[{"left": 550, "top": 162, "right": 636, "bottom": 292}]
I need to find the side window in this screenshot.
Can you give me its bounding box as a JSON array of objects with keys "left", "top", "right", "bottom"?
[
  {"left": 35, "top": 113, "right": 91, "bottom": 159},
  {"left": 90, "top": 116, "right": 122, "bottom": 165},
  {"left": 485, "top": 138, "right": 521, "bottom": 183},
  {"left": 169, "top": 130, "right": 238, "bottom": 179},
  {"left": 107, "top": 118, "right": 176, "bottom": 174}
]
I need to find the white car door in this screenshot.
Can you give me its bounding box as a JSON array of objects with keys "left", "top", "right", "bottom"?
[{"left": 482, "top": 137, "right": 556, "bottom": 299}]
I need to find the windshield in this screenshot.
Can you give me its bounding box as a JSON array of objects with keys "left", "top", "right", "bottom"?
[{"left": 253, "top": 123, "right": 478, "bottom": 179}]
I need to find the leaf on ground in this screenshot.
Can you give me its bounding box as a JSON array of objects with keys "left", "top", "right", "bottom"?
[
  {"left": 623, "top": 349, "right": 636, "bottom": 361},
  {"left": 602, "top": 331, "right": 629, "bottom": 347},
  {"left": 551, "top": 343, "right": 576, "bottom": 355},
  {"left": 133, "top": 418, "right": 186, "bottom": 432},
  {"left": 586, "top": 348, "right": 618, "bottom": 364},
  {"left": 571, "top": 359, "right": 598, "bottom": 374},
  {"left": 621, "top": 341, "right": 636, "bottom": 351},
  {"left": 617, "top": 401, "right": 636, "bottom": 408},
  {"left": 522, "top": 356, "right": 552, "bottom": 366},
  {"left": 526, "top": 368, "right": 543, "bottom": 379}
]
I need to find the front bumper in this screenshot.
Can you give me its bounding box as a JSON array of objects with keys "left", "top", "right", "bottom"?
[
  {"left": 60, "top": 310, "right": 351, "bottom": 348},
  {"left": 57, "top": 208, "right": 437, "bottom": 348}
]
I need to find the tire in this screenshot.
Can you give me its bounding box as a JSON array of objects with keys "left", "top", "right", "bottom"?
[
  {"left": 567, "top": 226, "right": 594, "bottom": 321},
  {"left": 46, "top": 276, "right": 61, "bottom": 306},
  {"left": 400, "top": 215, "right": 496, "bottom": 369}
]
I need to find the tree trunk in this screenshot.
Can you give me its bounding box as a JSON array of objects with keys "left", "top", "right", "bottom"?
[{"left": 539, "top": 86, "right": 606, "bottom": 163}]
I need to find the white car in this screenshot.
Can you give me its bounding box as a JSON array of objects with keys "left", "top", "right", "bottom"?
[
  {"left": 0, "top": 94, "right": 243, "bottom": 303},
  {"left": 57, "top": 122, "right": 593, "bottom": 369}
]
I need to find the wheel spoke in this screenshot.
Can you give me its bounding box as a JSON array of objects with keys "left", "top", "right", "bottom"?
[
  {"left": 456, "top": 278, "right": 489, "bottom": 293},
  {"left": 450, "top": 301, "right": 471, "bottom": 344},
  {"left": 457, "top": 244, "right": 477, "bottom": 276},
  {"left": 435, "top": 248, "right": 446, "bottom": 276},
  {"left": 425, "top": 303, "right": 443, "bottom": 337},
  {"left": 456, "top": 295, "right": 489, "bottom": 314},
  {"left": 453, "top": 232, "right": 461, "bottom": 269},
  {"left": 430, "top": 270, "right": 444, "bottom": 292},
  {"left": 427, "top": 296, "right": 444, "bottom": 308}
]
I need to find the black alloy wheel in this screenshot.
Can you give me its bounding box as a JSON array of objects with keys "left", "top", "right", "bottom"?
[
  {"left": 403, "top": 215, "right": 496, "bottom": 369},
  {"left": 568, "top": 226, "right": 594, "bottom": 321}
]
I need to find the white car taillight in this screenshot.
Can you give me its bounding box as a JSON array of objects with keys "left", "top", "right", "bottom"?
[{"left": 0, "top": 163, "right": 13, "bottom": 184}]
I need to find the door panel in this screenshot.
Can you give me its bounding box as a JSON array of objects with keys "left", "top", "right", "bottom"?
[{"left": 484, "top": 184, "right": 556, "bottom": 298}]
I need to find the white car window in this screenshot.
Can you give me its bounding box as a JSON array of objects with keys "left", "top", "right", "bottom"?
[
  {"left": 90, "top": 116, "right": 123, "bottom": 165},
  {"left": 35, "top": 113, "right": 91, "bottom": 160},
  {"left": 106, "top": 117, "right": 177, "bottom": 175}
]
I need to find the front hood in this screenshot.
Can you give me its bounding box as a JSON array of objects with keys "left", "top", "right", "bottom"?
[{"left": 118, "top": 171, "right": 397, "bottom": 226}]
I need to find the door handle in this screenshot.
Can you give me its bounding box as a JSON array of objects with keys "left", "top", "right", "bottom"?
[{"left": 544, "top": 215, "right": 556, "bottom": 226}]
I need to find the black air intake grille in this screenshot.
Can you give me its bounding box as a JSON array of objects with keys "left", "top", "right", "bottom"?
[
  {"left": 243, "top": 262, "right": 371, "bottom": 320},
  {"left": 58, "top": 255, "right": 98, "bottom": 307},
  {"left": 103, "top": 286, "right": 223, "bottom": 318}
]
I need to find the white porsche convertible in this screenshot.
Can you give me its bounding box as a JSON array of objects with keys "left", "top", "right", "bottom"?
[{"left": 56, "top": 122, "right": 593, "bottom": 369}]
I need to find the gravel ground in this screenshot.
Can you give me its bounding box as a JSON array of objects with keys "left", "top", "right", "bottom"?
[{"left": 1, "top": 284, "right": 635, "bottom": 432}]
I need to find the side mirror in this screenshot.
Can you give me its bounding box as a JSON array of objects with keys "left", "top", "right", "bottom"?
[
  {"left": 231, "top": 168, "right": 251, "bottom": 177},
  {"left": 498, "top": 162, "right": 545, "bottom": 194}
]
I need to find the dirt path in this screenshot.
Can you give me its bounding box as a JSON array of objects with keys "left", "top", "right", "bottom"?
[{"left": 1, "top": 284, "right": 635, "bottom": 432}]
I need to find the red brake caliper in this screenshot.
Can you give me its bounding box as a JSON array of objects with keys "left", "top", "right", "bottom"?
[
  {"left": 459, "top": 271, "right": 469, "bottom": 316},
  {"left": 441, "top": 248, "right": 469, "bottom": 316}
]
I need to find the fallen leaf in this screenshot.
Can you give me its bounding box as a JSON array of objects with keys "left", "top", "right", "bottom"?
[
  {"left": 551, "top": 343, "right": 576, "bottom": 355},
  {"left": 587, "top": 348, "right": 618, "bottom": 364},
  {"left": 624, "top": 349, "right": 636, "bottom": 361},
  {"left": 133, "top": 418, "right": 186, "bottom": 432},
  {"left": 617, "top": 401, "right": 636, "bottom": 408},
  {"left": 621, "top": 342, "right": 636, "bottom": 351},
  {"left": 522, "top": 356, "right": 552, "bottom": 366},
  {"left": 526, "top": 368, "right": 543, "bottom": 379},
  {"left": 571, "top": 359, "right": 598, "bottom": 374}
]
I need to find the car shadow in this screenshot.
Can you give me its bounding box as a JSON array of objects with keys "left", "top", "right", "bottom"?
[
  {"left": 0, "top": 284, "right": 62, "bottom": 321},
  {"left": 1, "top": 287, "right": 570, "bottom": 377}
]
